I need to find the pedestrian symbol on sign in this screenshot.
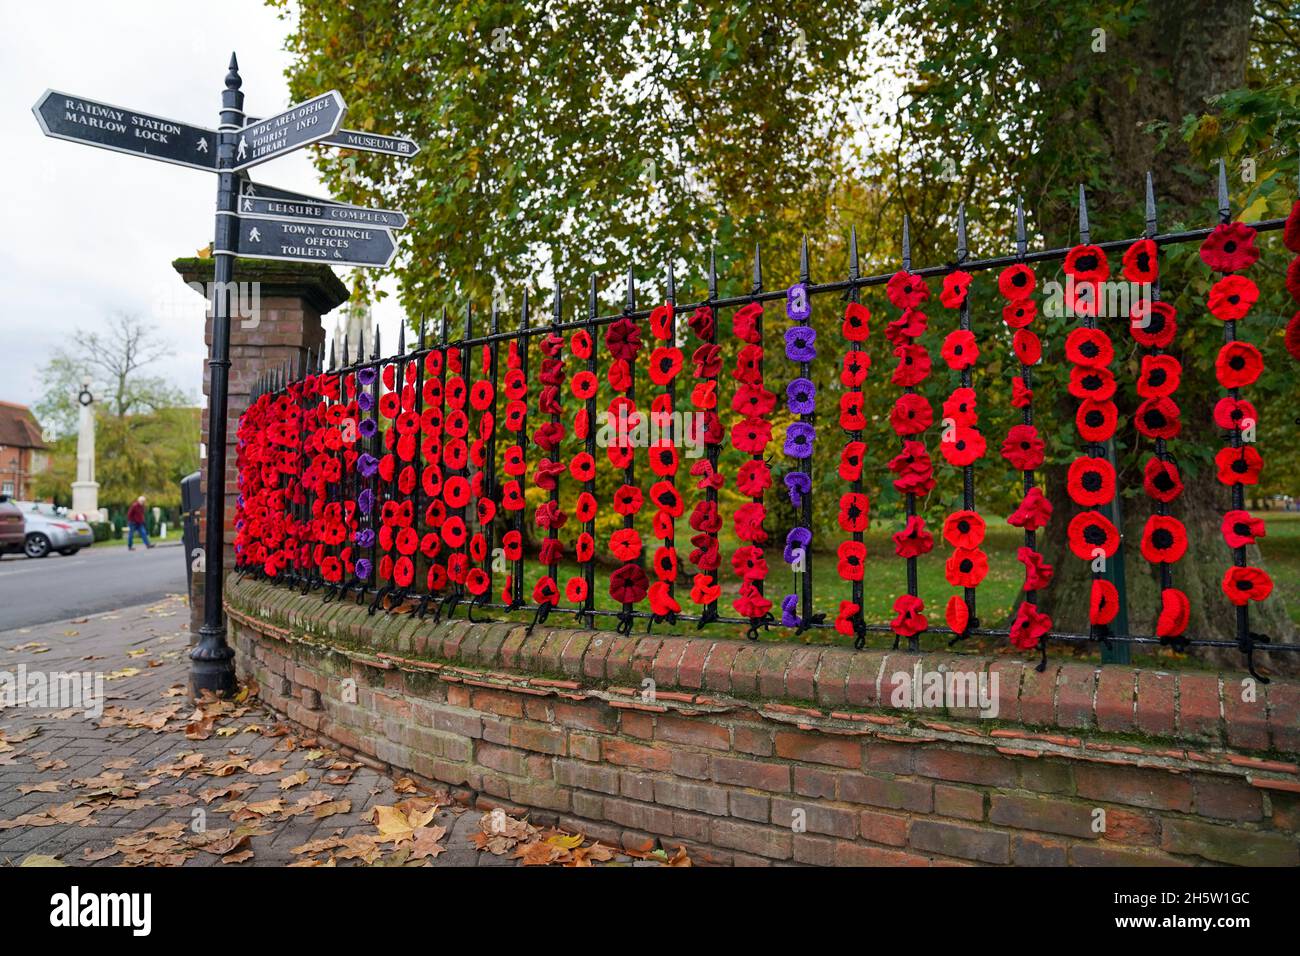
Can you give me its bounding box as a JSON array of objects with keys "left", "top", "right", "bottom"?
[{"left": 248, "top": 227, "right": 261, "bottom": 243}]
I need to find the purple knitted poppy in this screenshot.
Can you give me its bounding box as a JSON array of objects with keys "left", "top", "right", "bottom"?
[
  {"left": 357, "top": 488, "right": 374, "bottom": 514},
  {"left": 353, "top": 528, "right": 375, "bottom": 548},
  {"left": 355, "top": 558, "right": 373, "bottom": 580},
  {"left": 784, "top": 326, "right": 817, "bottom": 363},
  {"left": 783, "top": 422, "right": 815, "bottom": 459},
  {"left": 786, "top": 283, "right": 811, "bottom": 322},
  {"left": 786, "top": 378, "right": 816, "bottom": 415},
  {"left": 781, "top": 593, "right": 801, "bottom": 627},
  {"left": 357, "top": 453, "right": 379, "bottom": 478},
  {"left": 784, "top": 471, "right": 811, "bottom": 507},
  {"left": 357, "top": 367, "right": 377, "bottom": 387},
  {"left": 783, "top": 526, "right": 812, "bottom": 565},
  {"left": 358, "top": 417, "right": 378, "bottom": 439},
  {"left": 357, "top": 392, "right": 375, "bottom": 412}
]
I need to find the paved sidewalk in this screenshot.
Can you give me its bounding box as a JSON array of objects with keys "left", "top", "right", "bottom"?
[{"left": 0, "top": 597, "right": 656, "bottom": 867}]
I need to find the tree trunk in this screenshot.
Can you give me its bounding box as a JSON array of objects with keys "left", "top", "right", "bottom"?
[{"left": 1025, "top": 0, "right": 1296, "bottom": 675}]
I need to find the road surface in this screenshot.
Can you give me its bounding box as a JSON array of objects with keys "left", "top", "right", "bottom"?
[{"left": 0, "top": 542, "right": 187, "bottom": 630}]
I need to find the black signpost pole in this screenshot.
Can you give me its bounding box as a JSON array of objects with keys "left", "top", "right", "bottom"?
[{"left": 190, "top": 53, "right": 243, "bottom": 698}]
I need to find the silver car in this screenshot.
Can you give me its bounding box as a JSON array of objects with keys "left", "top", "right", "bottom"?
[{"left": 13, "top": 501, "right": 95, "bottom": 558}]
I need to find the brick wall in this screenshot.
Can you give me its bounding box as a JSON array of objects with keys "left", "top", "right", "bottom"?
[{"left": 226, "top": 577, "right": 1300, "bottom": 866}]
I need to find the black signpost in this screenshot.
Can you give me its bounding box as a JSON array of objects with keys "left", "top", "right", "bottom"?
[{"left": 32, "top": 55, "right": 413, "bottom": 700}]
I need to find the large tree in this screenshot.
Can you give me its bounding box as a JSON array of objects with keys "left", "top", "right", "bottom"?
[{"left": 274, "top": 0, "right": 1296, "bottom": 657}]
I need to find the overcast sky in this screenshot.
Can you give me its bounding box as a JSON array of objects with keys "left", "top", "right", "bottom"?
[{"left": 0, "top": 0, "right": 404, "bottom": 417}]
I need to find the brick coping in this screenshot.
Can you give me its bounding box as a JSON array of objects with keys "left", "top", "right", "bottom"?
[{"left": 226, "top": 577, "right": 1299, "bottom": 773}]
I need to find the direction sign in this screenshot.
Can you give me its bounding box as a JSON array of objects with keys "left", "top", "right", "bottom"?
[
  {"left": 246, "top": 119, "right": 418, "bottom": 158},
  {"left": 235, "top": 214, "right": 397, "bottom": 269},
  {"left": 32, "top": 90, "right": 217, "bottom": 171},
  {"left": 238, "top": 179, "right": 408, "bottom": 229},
  {"left": 233, "top": 91, "right": 346, "bottom": 170}
]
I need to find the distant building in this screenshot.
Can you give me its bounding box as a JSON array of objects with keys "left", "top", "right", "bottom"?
[{"left": 0, "top": 402, "right": 49, "bottom": 500}]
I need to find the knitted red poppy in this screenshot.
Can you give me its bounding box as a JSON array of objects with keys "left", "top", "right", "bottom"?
[
  {"left": 1009, "top": 602, "right": 1052, "bottom": 650},
  {"left": 652, "top": 546, "right": 679, "bottom": 582},
  {"left": 945, "top": 548, "right": 988, "bottom": 587},
  {"left": 1222, "top": 510, "right": 1266, "bottom": 549},
  {"left": 1076, "top": 399, "right": 1118, "bottom": 443},
  {"left": 1199, "top": 222, "right": 1260, "bottom": 273},
  {"left": 838, "top": 493, "right": 871, "bottom": 534},
  {"left": 840, "top": 350, "right": 870, "bottom": 388},
  {"left": 943, "top": 511, "right": 985, "bottom": 549},
  {"left": 575, "top": 532, "right": 595, "bottom": 563},
  {"left": 1007, "top": 487, "right": 1053, "bottom": 532},
  {"left": 690, "top": 574, "right": 721, "bottom": 604},
  {"left": 649, "top": 347, "right": 683, "bottom": 385},
  {"left": 1067, "top": 456, "right": 1115, "bottom": 507},
  {"left": 1122, "top": 238, "right": 1158, "bottom": 283},
  {"left": 944, "top": 595, "right": 969, "bottom": 635},
  {"left": 942, "top": 387, "right": 978, "bottom": 426},
  {"left": 609, "top": 563, "right": 648, "bottom": 604},
  {"left": 890, "top": 393, "right": 933, "bottom": 436},
  {"left": 837, "top": 540, "right": 867, "bottom": 580},
  {"left": 890, "top": 593, "right": 928, "bottom": 639},
  {"left": 1129, "top": 300, "right": 1177, "bottom": 349},
  {"left": 941, "top": 330, "right": 978, "bottom": 370},
  {"left": 940, "top": 426, "right": 985, "bottom": 467},
  {"left": 1012, "top": 330, "right": 1042, "bottom": 366},
  {"left": 1215, "top": 342, "right": 1263, "bottom": 388},
  {"left": 1064, "top": 244, "right": 1109, "bottom": 283},
  {"left": 649, "top": 302, "right": 673, "bottom": 341},
  {"left": 1215, "top": 445, "right": 1263, "bottom": 486},
  {"left": 688, "top": 305, "right": 714, "bottom": 342},
  {"left": 1017, "top": 547, "right": 1054, "bottom": 591},
  {"left": 839, "top": 392, "right": 867, "bottom": 431},
  {"left": 1089, "top": 579, "right": 1119, "bottom": 626},
  {"left": 998, "top": 264, "right": 1036, "bottom": 299},
  {"left": 1212, "top": 398, "right": 1257, "bottom": 432},
  {"left": 940, "top": 271, "right": 973, "bottom": 309},
  {"left": 1068, "top": 365, "right": 1116, "bottom": 402},
  {"left": 609, "top": 528, "right": 642, "bottom": 562},
  {"left": 842, "top": 301, "right": 871, "bottom": 341},
  {"left": 838, "top": 442, "right": 866, "bottom": 482},
  {"left": 731, "top": 545, "right": 769, "bottom": 582},
  {"left": 892, "top": 515, "right": 934, "bottom": 558},
  {"left": 1207, "top": 274, "right": 1259, "bottom": 321},
  {"left": 1156, "top": 588, "right": 1189, "bottom": 639},
  {"left": 891, "top": 343, "right": 931, "bottom": 386},
  {"left": 886, "top": 271, "right": 930, "bottom": 309},
  {"left": 1067, "top": 511, "right": 1120, "bottom": 560},
  {"left": 1136, "top": 354, "right": 1182, "bottom": 399},
  {"left": 1064, "top": 328, "right": 1113, "bottom": 368},
  {"left": 1140, "top": 515, "right": 1188, "bottom": 564},
  {"left": 1142, "top": 457, "right": 1183, "bottom": 503},
  {"left": 1001, "top": 424, "right": 1044, "bottom": 471},
  {"left": 1001, "top": 298, "right": 1036, "bottom": 329},
  {"left": 1222, "top": 566, "right": 1273, "bottom": 606}
]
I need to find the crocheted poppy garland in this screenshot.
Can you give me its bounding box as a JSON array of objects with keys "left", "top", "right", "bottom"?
[
  {"left": 730, "top": 298, "right": 773, "bottom": 624},
  {"left": 1061, "top": 241, "right": 1121, "bottom": 646},
  {"left": 687, "top": 299, "right": 724, "bottom": 616},
  {"left": 995, "top": 261, "right": 1053, "bottom": 650},
  {"left": 1204, "top": 220, "right": 1274, "bottom": 616},
  {"left": 782, "top": 281, "right": 816, "bottom": 630},
  {"left": 836, "top": 289, "right": 871, "bottom": 641},
  {"left": 605, "top": 313, "right": 649, "bottom": 614},
  {"left": 501, "top": 332, "right": 530, "bottom": 606},
  {"left": 531, "top": 321, "right": 567, "bottom": 613},
  {"left": 1122, "top": 238, "right": 1188, "bottom": 645},
  {"left": 938, "top": 268, "right": 986, "bottom": 642},
  {"left": 568, "top": 320, "right": 597, "bottom": 613},
  {"left": 646, "top": 299, "right": 684, "bottom": 622},
  {"left": 885, "top": 268, "right": 933, "bottom": 643}
]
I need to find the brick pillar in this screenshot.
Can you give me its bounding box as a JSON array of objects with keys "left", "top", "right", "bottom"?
[{"left": 173, "top": 257, "right": 350, "bottom": 634}]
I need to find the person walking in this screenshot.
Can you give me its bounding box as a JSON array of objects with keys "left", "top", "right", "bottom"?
[{"left": 126, "top": 496, "right": 154, "bottom": 550}]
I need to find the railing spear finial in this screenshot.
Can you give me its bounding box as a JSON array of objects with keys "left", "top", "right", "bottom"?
[
  {"left": 340, "top": 333, "right": 349, "bottom": 368},
  {"left": 799, "top": 235, "right": 810, "bottom": 283},
  {"left": 956, "top": 204, "right": 968, "bottom": 262},
  {"left": 1015, "top": 195, "right": 1027, "bottom": 258},
  {"left": 1217, "top": 157, "right": 1230, "bottom": 223},
  {"left": 1145, "top": 171, "right": 1158, "bottom": 238},
  {"left": 397, "top": 318, "right": 405, "bottom": 355},
  {"left": 490, "top": 298, "right": 500, "bottom": 335},
  {"left": 589, "top": 273, "right": 598, "bottom": 318},
  {"left": 1078, "top": 183, "right": 1091, "bottom": 244},
  {"left": 551, "top": 283, "right": 562, "bottom": 327},
  {"left": 708, "top": 246, "right": 718, "bottom": 299},
  {"left": 666, "top": 259, "right": 675, "bottom": 302},
  {"left": 372, "top": 323, "right": 380, "bottom": 361},
  {"left": 418, "top": 312, "right": 427, "bottom": 350},
  {"left": 901, "top": 215, "right": 912, "bottom": 272},
  {"left": 440, "top": 306, "right": 450, "bottom": 346},
  {"left": 464, "top": 301, "right": 473, "bottom": 339},
  {"left": 519, "top": 290, "right": 529, "bottom": 331},
  {"left": 751, "top": 242, "right": 763, "bottom": 293},
  {"left": 848, "top": 225, "right": 860, "bottom": 280},
  {"left": 328, "top": 338, "right": 335, "bottom": 371},
  {"left": 624, "top": 265, "right": 635, "bottom": 313},
  {"left": 304, "top": 347, "right": 313, "bottom": 379}
]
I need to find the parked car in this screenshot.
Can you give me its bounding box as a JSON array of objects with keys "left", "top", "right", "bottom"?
[
  {"left": 12, "top": 501, "right": 94, "bottom": 558},
  {"left": 0, "top": 496, "right": 25, "bottom": 557}
]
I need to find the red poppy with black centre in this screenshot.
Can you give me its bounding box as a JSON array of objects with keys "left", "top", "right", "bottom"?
[
  {"left": 842, "top": 302, "right": 871, "bottom": 341},
  {"left": 732, "top": 417, "right": 772, "bottom": 453},
  {"left": 890, "top": 393, "right": 933, "bottom": 436},
  {"left": 1134, "top": 397, "right": 1181, "bottom": 440},
  {"left": 838, "top": 492, "right": 871, "bottom": 533},
  {"left": 892, "top": 515, "right": 933, "bottom": 558},
  {"left": 998, "top": 264, "right": 1036, "bottom": 299},
  {"left": 1140, "top": 515, "right": 1188, "bottom": 563},
  {"left": 734, "top": 344, "right": 764, "bottom": 384},
  {"left": 1067, "top": 457, "right": 1114, "bottom": 507},
  {"left": 1208, "top": 274, "right": 1259, "bottom": 322},
  {"left": 886, "top": 270, "right": 930, "bottom": 309},
  {"left": 945, "top": 548, "right": 988, "bottom": 587},
  {"left": 1001, "top": 424, "right": 1045, "bottom": 471},
  {"left": 837, "top": 540, "right": 867, "bottom": 581},
  {"left": 891, "top": 343, "right": 931, "bottom": 387},
  {"left": 607, "top": 359, "right": 632, "bottom": 392},
  {"left": 568, "top": 452, "right": 595, "bottom": 483},
  {"left": 648, "top": 441, "right": 678, "bottom": 477},
  {"left": 607, "top": 443, "right": 633, "bottom": 469},
  {"left": 650, "top": 481, "right": 683, "bottom": 517},
  {"left": 539, "top": 537, "right": 564, "bottom": 567},
  {"left": 424, "top": 499, "right": 447, "bottom": 527},
  {"left": 1067, "top": 510, "right": 1120, "bottom": 560},
  {"left": 836, "top": 442, "right": 866, "bottom": 482},
  {"left": 1200, "top": 222, "right": 1260, "bottom": 273},
  {"left": 1215, "top": 445, "right": 1263, "bottom": 486},
  {"left": 501, "top": 480, "right": 525, "bottom": 511},
  {"left": 941, "top": 425, "right": 985, "bottom": 467},
  {"left": 942, "top": 387, "right": 978, "bottom": 427},
  {"left": 1068, "top": 365, "right": 1116, "bottom": 401},
  {"left": 940, "top": 271, "right": 972, "bottom": 309},
  {"left": 1141, "top": 456, "right": 1182, "bottom": 503},
  {"left": 839, "top": 392, "right": 867, "bottom": 430},
  {"left": 569, "top": 370, "right": 597, "bottom": 401},
  {"left": 440, "top": 516, "right": 468, "bottom": 550},
  {"left": 503, "top": 400, "right": 527, "bottom": 433},
  {"left": 652, "top": 546, "right": 678, "bottom": 582},
  {"left": 943, "top": 510, "right": 985, "bottom": 549},
  {"left": 573, "top": 532, "right": 594, "bottom": 564},
  {"left": 1215, "top": 342, "right": 1263, "bottom": 389},
  {"left": 1222, "top": 566, "right": 1273, "bottom": 606},
  {"left": 1222, "top": 509, "right": 1265, "bottom": 548},
  {"left": 1076, "top": 398, "right": 1117, "bottom": 443},
  {"left": 732, "top": 384, "right": 776, "bottom": 418},
  {"left": 1122, "top": 238, "right": 1159, "bottom": 283},
  {"left": 941, "top": 330, "right": 978, "bottom": 370},
  {"left": 1002, "top": 298, "right": 1036, "bottom": 329},
  {"left": 531, "top": 576, "right": 559, "bottom": 606},
  {"left": 1136, "top": 354, "right": 1182, "bottom": 400},
  {"left": 1213, "top": 397, "right": 1257, "bottom": 432},
  {"left": 1012, "top": 329, "right": 1042, "bottom": 366},
  {"left": 648, "top": 347, "right": 683, "bottom": 385},
  {"left": 1064, "top": 244, "right": 1109, "bottom": 282},
  {"left": 442, "top": 438, "right": 468, "bottom": 471},
  {"left": 1128, "top": 300, "right": 1177, "bottom": 349},
  {"left": 841, "top": 351, "right": 869, "bottom": 388},
  {"left": 612, "top": 484, "right": 643, "bottom": 516},
  {"left": 1064, "top": 328, "right": 1113, "bottom": 368}
]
